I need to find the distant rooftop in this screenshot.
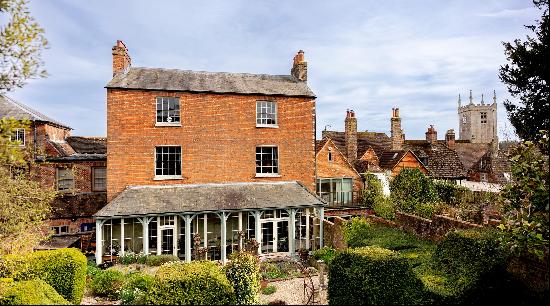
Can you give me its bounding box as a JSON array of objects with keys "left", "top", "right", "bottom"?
[{"left": 0, "top": 94, "right": 71, "bottom": 129}]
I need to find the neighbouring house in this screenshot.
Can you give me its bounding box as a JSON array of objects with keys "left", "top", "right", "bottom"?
[
  {"left": 95, "top": 40, "right": 325, "bottom": 264},
  {"left": 0, "top": 94, "right": 107, "bottom": 251}
]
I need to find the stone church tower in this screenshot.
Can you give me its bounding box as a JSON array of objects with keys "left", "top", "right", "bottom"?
[{"left": 458, "top": 90, "right": 498, "bottom": 145}]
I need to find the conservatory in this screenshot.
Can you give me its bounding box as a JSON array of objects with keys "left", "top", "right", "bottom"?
[{"left": 94, "top": 181, "right": 326, "bottom": 264}]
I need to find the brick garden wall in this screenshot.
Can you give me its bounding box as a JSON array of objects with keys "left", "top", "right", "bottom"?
[
  {"left": 323, "top": 217, "right": 347, "bottom": 250},
  {"left": 394, "top": 211, "right": 482, "bottom": 241}
]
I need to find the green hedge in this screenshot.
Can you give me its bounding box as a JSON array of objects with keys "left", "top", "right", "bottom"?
[
  {"left": 0, "top": 279, "right": 70, "bottom": 305},
  {"left": 89, "top": 268, "right": 125, "bottom": 300},
  {"left": 312, "top": 247, "right": 336, "bottom": 265},
  {"left": 144, "top": 254, "right": 179, "bottom": 266},
  {"left": 390, "top": 168, "right": 438, "bottom": 215},
  {"left": 328, "top": 246, "right": 427, "bottom": 305},
  {"left": 148, "top": 261, "right": 236, "bottom": 305},
  {"left": 0, "top": 248, "right": 86, "bottom": 304},
  {"left": 224, "top": 252, "right": 260, "bottom": 305},
  {"left": 433, "top": 180, "right": 468, "bottom": 205}
]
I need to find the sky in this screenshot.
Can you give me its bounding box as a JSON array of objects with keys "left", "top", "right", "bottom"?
[{"left": 4, "top": 0, "right": 543, "bottom": 140}]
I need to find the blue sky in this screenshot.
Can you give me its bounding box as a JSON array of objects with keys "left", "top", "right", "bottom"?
[{"left": 5, "top": 0, "right": 541, "bottom": 140}]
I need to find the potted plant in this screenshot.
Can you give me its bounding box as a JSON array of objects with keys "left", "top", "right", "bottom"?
[{"left": 298, "top": 248, "right": 309, "bottom": 261}]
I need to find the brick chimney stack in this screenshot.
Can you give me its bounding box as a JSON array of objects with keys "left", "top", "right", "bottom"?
[
  {"left": 445, "top": 129, "right": 456, "bottom": 149},
  {"left": 425, "top": 125, "right": 437, "bottom": 143},
  {"left": 391, "top": 108, "right": 404, "bottom": 151},
  {"left": 291, "top": 50, "right": 307, "bottom": 81},
  {"left": 345, "top": 110, "right": 358, "bottom": 162},
  {"left": 112, "top": 40, "right": 131, "bottom": 76}
]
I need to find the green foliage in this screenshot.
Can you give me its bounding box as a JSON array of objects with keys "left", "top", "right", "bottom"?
[
  {"left": 373, "top": 197, "right": 396, "bottom": 220},
  {"left": 118, "top": 252, "right": 147, "bottom": 265},
  {"left": 261, "top": 285, "right": 277, "bottom": 295},
  {"left": 0, "top": 0, "right": 49, "bottom": 91},
  {"left": 259, "top": 260, "right": 301, "bottom": 280},
  {"left": 433, "top": 180, "right": 468, "bottom": 206},
  {"left": 328, "top": 246, "right": 427, "bottom": 305},
  {"left": 499, "top": 132, "right": 549, "bottom": 258},
  {"left": 89, "top": 268, "right": 125, "bottom": 300},
  {"left": 343, "top": 217, "right": 373, "bottom": 248},
  {"left": 86, "top": 261, "right": 101, "bottom": 279},
  {"left": 499, "top": 0, "right": 549, "bottom": 144},
  {"left": 144, "top": 254, "right": 179, "bottom": 266},
  {"left": 147, "top": 261, "right": 236, "bottom": 305},
  {"left": 223, "top": 252, "right": 260, "bottom": 305},
  {"left": 312, "top": 247, "right": 336, "bottom": 265},
  {"left": 360, "top": 173, "right": 385, "bottom": 209},
  {"left": 0, "top": 279, "right": 69, "bottom": 305},
  {"left": 0, "top": 248, "right": 87, "bottom": 304},
  {"left": 390, "top": 168, "right": 438, "bottom": 216},
  {"left": 120, "top": 272, "right": 154, "bottom": 305}
]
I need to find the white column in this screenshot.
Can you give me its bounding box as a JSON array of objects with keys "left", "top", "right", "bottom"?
[
  {"left": 156, "top": 216, "right": 161, "bottom": 255},
  {"left": 219, "top": 212, "right": 228, "bottom": 264},
  {"left": 203, "top": 214, "right": 208, "bottom": 248},
  {"left": 95, "top": 219, "right": 105, "bottom": 264},
  {"left": 120, "top": 218, "right": 125, "bottom": 256},
  {"left": 138, "top": 217, "right": 152, "bottom": 255},
  {"left": 173, "top": 216, "right": 178, "bottom": 256},
  {"left": 184, "top": 215, "right": 193, "bottom": 262},
  {"left": 238, "top": 212, "right": 243, "bottom": 251},
  {"left": 305, "top": 208, "right": 310, "bottom": 250},
  {"left": 254, "top": 211, "right": 262, "bottom": 254},
  {"left": 288, "top": 209, "right": 297, "bottom": 256},
  {"left": 272, "top": 218, "right": 278, "bottom": 253},
  {"left": 319, "top": 207, "right": 325, "bottom": 248}
]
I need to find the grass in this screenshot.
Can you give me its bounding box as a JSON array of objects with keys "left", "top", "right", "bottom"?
[{"left": 261, "top": 285, "right": 277, "bottom": 295}]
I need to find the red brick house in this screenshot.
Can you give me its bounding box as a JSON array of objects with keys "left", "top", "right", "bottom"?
[
  {"left": 0, "top": 94, "right": 107, "bottom": 250},
  {"left": 94, "top": 41, "right": 325, "bottom": 264}
]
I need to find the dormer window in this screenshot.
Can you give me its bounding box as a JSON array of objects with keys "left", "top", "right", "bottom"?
[{"left": 156, "top": 97, "right": 180, "bottom": 125}]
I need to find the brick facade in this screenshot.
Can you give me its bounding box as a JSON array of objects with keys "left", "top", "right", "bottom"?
[
  {"left": 316, "top": 138, "right": 362, "bottom": 191},
  {"left": 107, "top": 89, "right": 316, "bottom": 201}
]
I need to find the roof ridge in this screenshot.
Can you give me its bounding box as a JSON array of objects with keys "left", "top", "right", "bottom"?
[
  {"left": 130, "top": 66, "right": 294, "bottom": 79},
  {"left": 0, "top": 94, "right": 71, "bottom": 129},
  {"left": 127, "top": 181, "right": 299, "bottom": 190}
]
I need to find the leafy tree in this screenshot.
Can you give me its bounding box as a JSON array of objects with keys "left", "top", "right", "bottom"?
[
  {"left": 0, "top": 117, "right": 56, "bottom": 255},
  {"left": 1, "top": 0, "right": 49, "bottom": 92},
  {"left": 499, "top": 0, "right": 549, "bottom": 145},
  {"left": 390, "top": 168, "right": 438, "bottom": 218}
]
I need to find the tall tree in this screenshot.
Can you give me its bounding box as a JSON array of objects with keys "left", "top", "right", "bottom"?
[
  {"left": 0, "top": 0, "right": 49, "bottom": 92},
  {"left": 499, "top": 0, "right": 549, "bottom": 144}
]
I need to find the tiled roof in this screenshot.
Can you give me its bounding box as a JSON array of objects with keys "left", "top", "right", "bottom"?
[
  {"left": 404, "top": 140, "right": 467, "bottom": 179},
  {"left": 95, "top": 181, "right": 325, "bottom": 218},
  {"left": 106, "top": 67, "right": 316, "bottom": 98},
  {"left": 321, "top": 131, "right": 391, "bottom": 158},
  {"left": 378, "top": 150, "right": 407, "bottom": 170},
  {"left": 44, "top": 136, "right": 107, "bottom": 162},
  {"left": 453, "top": 141, "right": 491, "bottom": 171},
  {"left": 315, "top": 139, "right": 328, "bottom": 154},
  {"left": 0, "top": 94, "right": 71, "bottom": 129},
  {"left": 66, "top": 136, "right": 107, "bottom": 154},
  {"left": 470, "top": 150, "right": 511, "bottom": 184}
]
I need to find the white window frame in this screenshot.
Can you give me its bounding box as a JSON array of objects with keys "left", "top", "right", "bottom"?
[
  {"left": 154, "top": 146, "right": 183, "bottom": 180},
  {"left": 11, "top": 128, "right": 25, "bottom": 146},
  {"left": 255, "top": 145, "right": 280, "bottom": 177},
  {"left": 156, "top": 97, "right": 181, "bottom": 126},
  {"left": 256, "top": 100, "right": 278, "bottom": 128},
  {"left": 92, "top": 167, "right": 107, "bottom": 191},
  {"left": 56, "top": 168, "right": 75, "bottom": 191}
]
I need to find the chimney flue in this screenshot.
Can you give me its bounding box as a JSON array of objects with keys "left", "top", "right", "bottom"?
[
  {"left": 426, "top": 125, "right": 437, "bottom": 143},
  {"left": 112, "top": 40, "right": 131, "bottom": 76},
  {"left": 445, "top": 129, "right": 456, "bottom": 149},
  {"left": 391, "top": 108, "right": 404, "bottom": 151},
  {"left": 345, "top": 110, "right": 358, "bottom": 162},
  {"left": 291, "top": 50, "right": 308, "bottom": 81}
]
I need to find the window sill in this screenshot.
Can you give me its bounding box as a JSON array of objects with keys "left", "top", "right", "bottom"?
[
  {"left": 255, "top": 174, "right": 281, "bottom": 178},
  {"left": 154, "top": 175, "right": 183, "bottom": 181},
  {"left": 155, "top": 122, "right": 182, "bottom": 127},
  {"left": 256, "top": 124, "right": 279, "bottom": 128}
]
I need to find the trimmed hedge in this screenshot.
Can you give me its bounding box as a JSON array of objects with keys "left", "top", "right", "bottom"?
[
  {"left": 89, "top": 268, "right": 125, "bottom": 300},
  {"left": 0, "top": 248, "right": 86, "bottom": 304},
  {"left": 144, "top": 254, "right": 179, "bottom": 266},
  {"left": 148, "top": 261, "right": 236, "bottom": 305},
  {"left": 0, "top": 279, "right": 70, "bottom": 305},
  {"left": 224, "top": 252, "right": 260, "bottom": 305},
  {"left": 328, "top": 246, "right": 427, "bottom": 305}
]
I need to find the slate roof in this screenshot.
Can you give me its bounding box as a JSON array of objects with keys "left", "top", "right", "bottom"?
[
  {"left": 95, "top": 181, "right": 325, "bottom": 218},
  {"left": 66, "top": 136, "right": 107, "bottom": 154},
  {"left": 0, "top": 94, "right": 71, "bottom": 129},
  {"left": 404, "top": 140, "right": 467, "bottom": 179},
  {"left": 106, "top": 67, "right": 316, "bottom": 98},
  {"left": 35, "top": 235, "right": 81, "bottom": 250},
  {"left": 45, "top": 137, "right": 107, "bottom": 162}
]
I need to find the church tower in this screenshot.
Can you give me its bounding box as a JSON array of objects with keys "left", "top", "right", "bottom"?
[{"left": 458, "top": 90, "right": 498, "bottom": 144}]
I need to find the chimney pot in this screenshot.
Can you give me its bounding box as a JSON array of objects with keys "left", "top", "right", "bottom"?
[
  {"left": 391, "top": 108, "right": 404, "bottom": 150},
  {"left": 291, "top": 50, "right": 308, "bottom": 81},
  {"left": 445, "top": 129, "right": 456, "bottom": 149},
  {"left": 112, "top": 40, "right": 131, "bottom": 76},
  {"left": 426, "top": 125, "right": 437, "bottom": 143},
  {"left": 345, "top": 110, "right": 358, "bottom": 162}
]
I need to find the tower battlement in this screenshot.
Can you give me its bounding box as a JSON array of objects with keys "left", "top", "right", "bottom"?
[{"left": 457, "top": 90, "right": 498, "bottom": 144}]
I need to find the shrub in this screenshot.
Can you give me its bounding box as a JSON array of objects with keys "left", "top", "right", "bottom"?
[
  {"left": 312, "top": 247, "right": 336, "bottom": 265},
  {"left": 261, "top": 285, "right": 277, "bottom": 295},
  {"left": 373, "top": 197, "right": 395, "bottom": 220},
  {"left": 433, "top": 180, "right": 468, "bottom": 205},
  {"left": 0, "top": 279, "right": 70, "bottom": 305},
  {"left": 89, "top": 268, "right": 125, "bottom": 300},
  {"left": 343, "top": 217, "right": 373, "bottom": 248},
  {"left": 118, "top": 252, "right": 147, "bottom": 265},
  {"left": 145, "top": 254, "right": 179, "bottom": 266},
  {"left": 224, "top": 252, "right": 260, "bottom": 305},
  {"left": 120, "top": 272, "right": 154, "bottom": 305},
  {"left": 361, "top": 173, "right": 385, "bottom": 209},
  {"left": 328, "top": 246, "right": 427, "bottom": 305},
  {"left": 0, "top": 248, "right": 87, "bottom": 304},
  {"left": 147, "top": 261, "right": 236, "bottom": 305},
  {"left": 390, "top": 168, "right": 438, "bottom": 215},
  {"left": 414, "top": 202, "right": 436, "bottom": 219}
]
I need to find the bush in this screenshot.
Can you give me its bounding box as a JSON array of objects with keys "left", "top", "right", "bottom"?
[
  {"left": 390, "top": 168, "right": 438, "bottom": 215},
  {"left": 120, "top": 272, "right": 154, "bottom": 305},
  {"left": 0, "top": 248, "right": 87, "bottom": 304},
  {"left": 147, "top": 261, "right": 236, "bottom": 305},
  {"left": 144, "top": 254, "right": 179, "bottom": 266},
  {"left": 224, "top": 252, "right": 260, "bottom": 305},
  {"left": 312, "top": 247, "right": 336, "bottom": 265},
  {"left": 118, "top": 252, "right": 147, "bottom": 265},
  {"left": 0, "top": 279, "right": 70, "bottom": 305},
  {"left": 433, "top": 180, "right": 468, "bottom": 205},
  {"left": 328, "top": 246, "right": 427, "bottom": 305},
  {"left": 343, "top": 217, "right": 373, "bottom": 248},
  {"left": 373, "top": 197, "right": 395, "bottom": 220},
  {"left": 361, "top": 173, "right": 385, "bottom": 209},
  {"left": 414, "top": 202, "right": 436, "bottom": 219},
  {"left": 89, "top": 268, "right": 125, "bottom": 300},
  {"left": 261, "top": 285, "right": 277, "bottom": 295}
]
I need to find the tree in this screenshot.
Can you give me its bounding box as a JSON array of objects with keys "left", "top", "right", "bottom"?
[
  {"left": 499, "top": 0, "right": 549, "bottom": 145},
  {"left": 0, "top": 117, "right": 56, "bottom": 255},
  {"left": 0, "top": 0, "right": 49, "bottom": 92}
]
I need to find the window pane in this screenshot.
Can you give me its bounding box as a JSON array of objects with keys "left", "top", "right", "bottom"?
[
  {"left": 156, "top": 97, "right": 180, "bottom": 123},
  {"left": 155, "top": 146, "right": 181, "bottom": 176},
  {"left": 256, "top": 101, "right": 277, "bottom": 125}
]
